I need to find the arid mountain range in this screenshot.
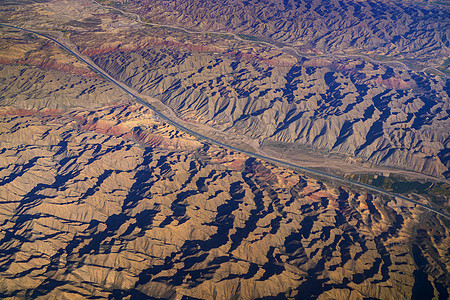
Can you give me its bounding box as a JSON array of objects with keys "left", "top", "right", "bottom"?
[
  {"left": 1, "top": 99, "right": 448, "bottom": 299},
  {"left": 2, "top": 0, "right": 450, "bottom": 177},
  {"left": 92, "top": 47, "right": 450, "bottom": 177},
  {"left": 0, "top": 0, "right": 449, "bottom": 299},
  {"left": 129, "top": 0, "right": 450, "bottom": 63}
]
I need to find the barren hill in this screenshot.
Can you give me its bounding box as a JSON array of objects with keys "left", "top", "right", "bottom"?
[
  {"left": 1, "top": 103, "right": 449, "bottom": 299},
  {"left": 0, "top": 0, "right": 449, "bottom": 299},
  {"left": 125, "top": 0, "right": 450, "bottom": 64},
  {"left": 91, "top": 47, "right": 450, "bottom": 178},
  {"left": 2, "top": 0, "right": 449, "bottom": 177}
]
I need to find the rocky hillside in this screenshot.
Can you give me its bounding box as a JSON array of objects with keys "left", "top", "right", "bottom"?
[
  {"left": 0, "top": 27, "right": 128, "bottom": 110},
  {"left": 2, "top": 0, "right": 449, "bottom": 178},
  {"left": 1, "top": 103, "right": 449, "bottom": 299},
  {"left": 0, "top": 1, "right": 449, "bottom": 299},
  {"left": 86, "top": 0, "right": 450, "bottom": 178},
  {"left": 124, "top": 0, "right": 450, "bottom": 64},
  {"left": 91, "top": 47, "right": 450, "bottom": 178}
]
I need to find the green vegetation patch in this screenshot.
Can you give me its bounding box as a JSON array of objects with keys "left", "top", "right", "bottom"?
[
  {"left": 350, "top": 173, "right": 449, "bottom": 197},
  {"left": 349, "top": 173, "right": 449, "bottom": 214},
  {"left": 430, "top": 183, "right": 450, "bottom": 197},
  {"left": 391, "top": 180, "right": 433, "bottom": 194},
  {"left": 237, "top": 34, "right": 261, "bottom": 42},
  {"left": 370, "top": 174, "right": 436, "bottom": 194},
  {"left": 96, "top": 0, "right": 116, "bottom": 6}
]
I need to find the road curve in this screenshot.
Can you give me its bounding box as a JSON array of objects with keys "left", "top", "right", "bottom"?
[
  {"left": 1, "top": 22, "right": 449, "bottom": 219},
  {"left": 92, "top": 0, "right": 447, "bottom": 76},
  {"left": 89, "top": 0, "right": 278, "bottom": 48}
]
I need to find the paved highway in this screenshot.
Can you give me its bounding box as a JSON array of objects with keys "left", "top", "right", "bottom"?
[
  {"left": 2, "top": 22, "right": 449, "bottom": 219},
  {"left": 91, "top": 0, "right": 449, "bottom": 77}
]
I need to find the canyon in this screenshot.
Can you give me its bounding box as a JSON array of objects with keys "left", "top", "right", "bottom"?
[{"left": 0, "top": 0, "right": 449, "bottom": 299}]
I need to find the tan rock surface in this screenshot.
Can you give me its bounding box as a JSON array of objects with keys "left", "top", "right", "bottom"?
[
  {"left": 0, "top": 1, "right": 449, "bottom": 299},
  {"left": 0, "top": 104, "right": 448, "bottom": 299},
  {"left": 2, "top": 0, "right": 448, "bottom": 177},
  {"left": 92, "top": 46, "right": 450, "bottom": 177},
  {"left": 125, "top": 0, "right": 450, "bottom": 64},
  {"left": 0, "top": 103, "right": 450, "bottom": 299}
]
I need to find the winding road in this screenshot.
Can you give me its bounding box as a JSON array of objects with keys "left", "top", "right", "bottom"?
[
  {"left": 1, "top": 22, "right": 449, "bottom": 219},
  {"left": 90, "top": 0, "right": 448, "bottom": 77}
]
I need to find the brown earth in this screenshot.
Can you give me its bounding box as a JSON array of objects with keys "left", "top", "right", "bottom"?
[
  {"left": 0, "top": 1, "right": 449, "bottom": 299},
  {"left": 3, "top": 0, "right": 447, "bottom": 177},
  {"left": 124, "top": 0, "right": 450, "bottom": 65},
  {"left": 91, "top": 47, "right": 450, "bottom": 178},
  {"left": 0, "top": 103, "right": 449, "bottom": 299}
]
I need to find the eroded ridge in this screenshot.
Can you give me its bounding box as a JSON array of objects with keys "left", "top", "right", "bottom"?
[
  {"left": 0, "top": 103, "right": 448, "bottom": 299},
  {"left": 0, "top": 1, "right": 449, "bottom": 299},
  {"left": 114, "top": 0, "right": 450, "bottom": 63},
  {"left": 1, "top": 0, "right": 448, "bottom": 178},
  {"left": 92, "top": 47, "right": 450, "bottom": 178}
]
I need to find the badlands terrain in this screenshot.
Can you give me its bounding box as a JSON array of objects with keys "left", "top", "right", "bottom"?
[
  {"left": 0, "top": 0, "right": 449, "bottom": 299},
  {"left": 93, "top": 0, "right": 449, "bottom": 178},
  {"left": 1, "top": 0, "right": 449, "bottom": 177}
]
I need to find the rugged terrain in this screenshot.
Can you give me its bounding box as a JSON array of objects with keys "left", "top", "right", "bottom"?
[
  {"left": 0, "top": 26, "right": 127, "bottom": 110},
  {"left": 1, "top": 0, "right": 449, "bottom": 178},
  {"left": 1, "top": 102, "right": 449, "bottom": 299},
  {"left": 0, "top": 0, "right": 449, "bottom": 299},
  {"left": 91, "top": 48, "right": 450, "bottom": 178},
  {"left": 121, "top": 0, "right": 450, "bottom": 67}
]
